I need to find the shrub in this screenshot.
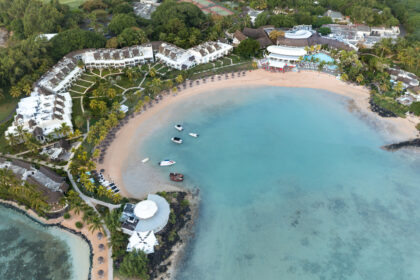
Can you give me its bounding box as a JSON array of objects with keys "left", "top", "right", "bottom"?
[
  {"left": 416, "top": 123, "right": 420, "bottom": 131},
  {"left": 409, "top": 102, "right": 420, "bottom": 116},
  {"left": 75, "top": 221, "right": 83, "bottom": 229},
  {"left": 180, "top": 199, "right": 189, "bottom": 209},
  {"left": 63, "top": 213, "right": 71, "bottom": 219}
]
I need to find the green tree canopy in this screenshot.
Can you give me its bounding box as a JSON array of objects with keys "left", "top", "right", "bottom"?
[
  {"left": 119, "top": 250, "right": 150, "bottom": 279},
  {"left": 108, "top": 13, "right": 137, "bottom": 35},
  {"left": 236, "top": 38, "right": 260, "bottom": 58},
  {"left": 117, "top": 27, "right": 148, "bottom": 47},
  {"left": 49, "top": 28, "right": 106, "bottom": 60}
]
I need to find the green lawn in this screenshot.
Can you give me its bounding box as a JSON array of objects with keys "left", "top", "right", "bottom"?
[
  {"left": 81, "top": 74, "right": 97, "bottom": 82},
  {"left": 0, "top": 94, "right": 18, "bottom": 123},
  {"left": 69, "top": 85, "right": 86, "bottom": 93},
  {"left": 43, "top": 0, "right": 85, "bottom": 9},
  {"left": 75, "top": 80, "right": 93, "bottom": 88}
]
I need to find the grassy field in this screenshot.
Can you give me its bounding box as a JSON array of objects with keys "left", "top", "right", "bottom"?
[
  {"left": 43, "top": 0, "right": 85, "bottom": 9},
  {"left": 0, "top": 93, "right": 18, "bottom": 123}
]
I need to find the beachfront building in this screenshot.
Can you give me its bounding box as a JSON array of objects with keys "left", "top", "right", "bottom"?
[
  {"left": 6, "top": 91, "right": 73, "bottom": 142},
  {"left": 82, "top": 45, "right": 154, "bottom": 69},
  {"left": 156, "top": 43, "right": 196, "bottom": 70},
  {"left": 264, "top": 45, "right": 307, "bottom": 70},
  {"left": 387, "top": 68, "right": 419, "bottom": 88},
  {"left": 285, "top": 28, "right": 313, "bottom": 39},
  {"left": 0, "top": 158, "right": 69, "bottom": 205},
  {"left": 188, "top": 42, "right": 233, "bottom": 64},
  {"left": 121, "top": 194, "right": 170, "bottom": 254},
  {"left": 156, "top": 41, "right": 233, "bottom": 70}
]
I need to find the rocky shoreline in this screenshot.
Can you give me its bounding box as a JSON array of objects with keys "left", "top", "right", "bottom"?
[
  {"left": 151, "top": 188, "right": 200, "bottom": 280},
  {"left": 382, "top": 138, "right": 420, "bottom": 151},
  {"left": 369, "top": 98, "right": 398, "bottom": 118}
]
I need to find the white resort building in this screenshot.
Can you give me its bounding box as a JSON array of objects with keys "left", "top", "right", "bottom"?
[
  {"left": 5, "top": 56, "right": 80, "bottom": 142},
  {"left": 121, "top": 194, "right": 170, "bottom": 254},
  {"left": 156, "top": 41, "right": 233, "bottom": 70},
  {"left": 82, "top": 45, "right": 154, "bottom": 69},
  {"left": 264, "top": 45, "right": 307, "bottom": 70}
]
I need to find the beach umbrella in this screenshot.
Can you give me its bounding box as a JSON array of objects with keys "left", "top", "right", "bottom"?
[
  {"left": 100, "top": 169, "right": 105, "bottom": 172},
  {"left": 99, "top": 243, "right": 105, "bottom": 251},
  {"left": 97, "top": 232, "right": 103, "bottom": 240},
  {"left": 98, "top": 256, "right": 104, "bottom": 264},
  {"left": 98, "top": 270, "right": 104, "bottom": 278}
]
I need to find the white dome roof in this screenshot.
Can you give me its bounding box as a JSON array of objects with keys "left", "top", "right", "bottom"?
[{"left": 134, "top": 200, "right": 158, "bottom": 219}]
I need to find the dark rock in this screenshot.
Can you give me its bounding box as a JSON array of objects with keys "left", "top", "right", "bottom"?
[
  {"left": 382, "top": 138, "right": 420, "bottom": 151},
  {"left": 369, "top": 98, "right": 398, "bottom": 118}
]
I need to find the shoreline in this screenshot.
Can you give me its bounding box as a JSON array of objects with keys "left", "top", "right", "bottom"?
[
  {"left": 98, "top": 69, "right": 420, "bottom": 198},
  {"left": 0, "top": 199, "right": 109, "bottom": 280}
]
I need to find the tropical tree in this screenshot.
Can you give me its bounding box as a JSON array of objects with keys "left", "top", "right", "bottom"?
[
  {"left": 175, "top": 74, "right": 183, "bottom": 84},
  {"left": 10, "top": 86, "right": 21, "bottom": 98},
  {"left": 88, "top": 214, "right": 103, "bottom": 233},
  {"left": 107, "top": 88, "right": 117, "bottom": 99},
  {"left": 149, "top": 68, "right": 156, "bottom": 78},
  {"left": 356, "top": 74, "right": 364, "bottom": 84},
  {"left": 119, "top": 250, "right": 150, "bottom": 279},
  {"left": 341, "top": 73, "right": 349, "bottom": 81},
  {"left": 393, "top": 81, "right": 404, "bottom": 94}
]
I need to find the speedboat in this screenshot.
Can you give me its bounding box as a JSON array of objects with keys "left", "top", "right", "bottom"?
[
  {"left": 142, "top": 157, "right": 149, "bottom": 163},
  {"left": 170, "top": 173, "right": 184, "bottom": 182},
  {"left": 174, "top": 124, "right": 184, "bottom": 131},
  {"left": 189, "top": 133, "right": 199, "bottom": 138},
  {"left": 159, "top": 160, "right": 176, "bottom": 166},
  {"left": 171, "top": 137, "right": 183, "bottom": 144}
]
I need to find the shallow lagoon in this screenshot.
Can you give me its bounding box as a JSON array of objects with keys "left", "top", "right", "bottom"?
[
  {"left": 0, "top": 205, "right": 90, "bottom": 280},
  {"left": 125, "top": 86, "right": 420, "bottom": 280}
]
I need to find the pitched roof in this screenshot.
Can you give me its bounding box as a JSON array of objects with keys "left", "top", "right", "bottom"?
[
  {"left": 242, "top": 27, "right": 266, "bottom": 39},
  {"left": 234, "top": 30, "right": 247, "bottom": 42},
  {"left": 12, "top": 159, "right": 32, "bottom": 170},
  {"left": 39, "top": 166, "right": 64, "bottom": 183}
]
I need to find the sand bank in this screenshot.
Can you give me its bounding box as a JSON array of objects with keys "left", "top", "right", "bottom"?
[{"left": 98, "top": 69, "right": 420, "bottom": 198}]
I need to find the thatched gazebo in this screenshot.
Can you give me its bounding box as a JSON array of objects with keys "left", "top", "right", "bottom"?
[
  {"left": 98, "top": 243, "right": 105, "bottom": 251},
  {"left": 98, "top": 269, "right": 104, "bottom": 278},
  {"left": 97, "top": 232, "right": 103, "bottom": 240},
  {"left": 97, "top": 256, "right": 104, "bottom": 264}
]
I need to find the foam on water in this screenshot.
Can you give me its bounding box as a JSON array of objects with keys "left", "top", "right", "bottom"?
[{"left": 124, "top": 86, "right": 420, "bottom": 280}]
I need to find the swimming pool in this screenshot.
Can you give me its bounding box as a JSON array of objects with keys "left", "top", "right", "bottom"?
[{"left": 305, "top": 53, "right": 335, "bottom": 63}]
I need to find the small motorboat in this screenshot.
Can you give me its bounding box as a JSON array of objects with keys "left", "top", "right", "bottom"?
[
  {"left": 171, "top": 137, "right": 183, "bottom": 144},
  {"left": 159, "top": 160, "right": 176, "bottom": 166},
  {"left": 170, "top": 173, "right": 184, "bottom": 182},
  {"left": 189, "top": 133, "right": 199, "bottom": 138},
  {"left": 142, "top": 157, "right": 149, "bottom": 163},
  {"left": 174, "top": 124, "right": 184, "bottom": 131}
]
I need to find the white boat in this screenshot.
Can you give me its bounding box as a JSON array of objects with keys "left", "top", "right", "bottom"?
[
  {"left": 174, "top": 124, "right": 184, "bottom": 131},
  {"left": 189, "top": 133, "right": 199, "bottom": 138},
  {"left": 171, "top": 137, "right": 183, "bottom": 144},
  {"left": 159, "top": 160, "right": 176, "bottom": 166},
  {"left": 142, "top": 157, "right": 149, "bottom": 163}
]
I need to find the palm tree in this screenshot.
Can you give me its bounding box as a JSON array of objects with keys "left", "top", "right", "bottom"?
[
  {"left": 23, "top": 84, "right": 32, "bottom": 96},
  {"left": 393, "top": 81, "right": 404, "bottom": 95},
  {"left": 175, "top": 74, "right": 184, "bottom": 84},
  {"left": 88, "top": 215, "right": 103, "bottom": 233},
  {"left": 340, "top": 73, "right": 349, "bottom": 82},
  {"left": 356, "top": 74, "right": 364, "bottom": 84},
  {"left": 60, "top": 122, "right": 71, "bottom": 137},
  {"left": 149, "top": 68, "right": 156, "bottom": 78},
  {"left": 10, "top": 86, "right": 21, "bottom": 98},
  {"left": 135, "top": 100, "right": 144, "bottom": 113},
  {"left": 107, "top": 88, "right": 117, "bottom": 99},
  {"left": 148, "top": 78, "right": 162, "bottom": 97}
]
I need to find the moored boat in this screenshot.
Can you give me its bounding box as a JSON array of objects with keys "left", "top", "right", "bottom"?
[
  {"left": 171, "top": 137, "right": 183, "bottom": 144},
  {"left": 174, "top": 124, "right": 184, "bottom": 131},
  {"left": 159, "top": 160, "right": 176, "bottom": 166},
  {"left": 170, "top": 173, "right": 184, "bottom": 182},
  {"left": 189, "top": 133, "right": 199, "bottom": 138}
]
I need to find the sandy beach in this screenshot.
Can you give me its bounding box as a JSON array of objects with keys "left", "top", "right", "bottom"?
[{"left": 98, "top": 69, "right": 420, "bottom": 198}]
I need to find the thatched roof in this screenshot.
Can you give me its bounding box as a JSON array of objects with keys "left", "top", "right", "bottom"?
[{"left": 39, "top": 166, "right": 63, "bottom": 183}]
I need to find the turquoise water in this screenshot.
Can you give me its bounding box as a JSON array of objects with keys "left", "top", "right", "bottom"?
[
  {"left": 124, "top": 87, "right": 420, "bottom": 280},
  {"left": 305, "top": 53, "right": 334, "bottom": 63},
  {"left": 0, "top": 205, "right": 90, "bottom": 280}
]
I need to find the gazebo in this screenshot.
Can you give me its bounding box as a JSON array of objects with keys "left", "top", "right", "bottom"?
[
  {"left": 97, "top": 256, "right": 104, "bottom": 264},
  {"left": 98, "top": 244, "right": 105, "bottom": 251}
]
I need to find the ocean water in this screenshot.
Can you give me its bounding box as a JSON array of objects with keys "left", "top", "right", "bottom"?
[
  {"left": 0, "top": 205, "right": 90, "bottom": 280},
  {"left": 124, "top": 86, "right": 420, "bottom": 280}
]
